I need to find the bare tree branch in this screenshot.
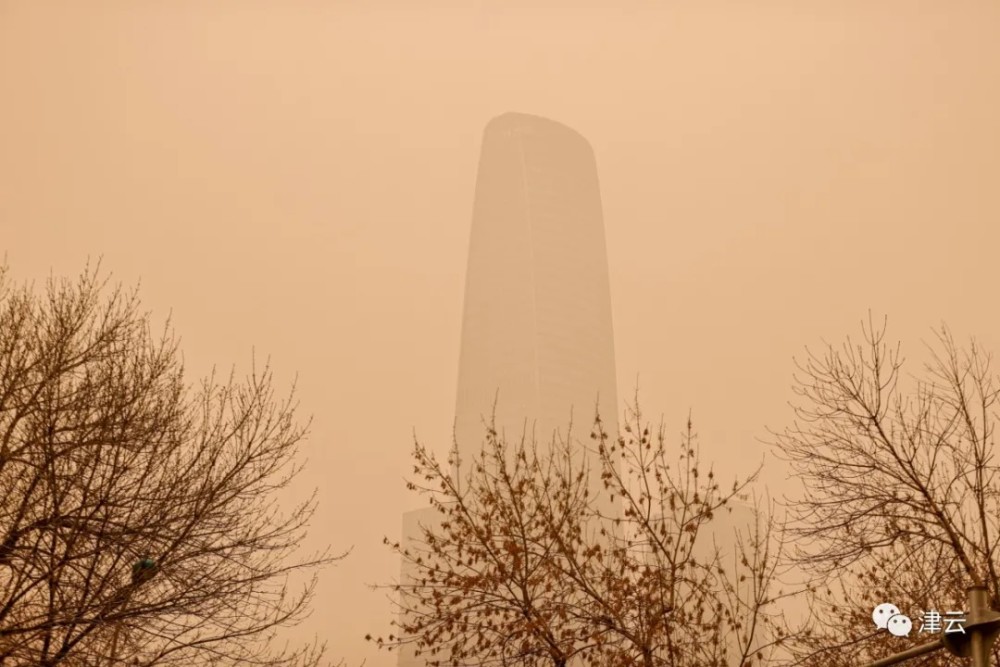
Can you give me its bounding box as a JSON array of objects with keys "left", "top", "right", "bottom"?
[{"left": 0, "top": 260, "right": 347, "bottom": 666}]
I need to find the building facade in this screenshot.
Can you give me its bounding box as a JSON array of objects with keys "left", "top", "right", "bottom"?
[
  {"left": 396, "top": 505, "right": 445, "bottom": 667},
  {"left": 452, "top": 111, "right": 619, "bottom": 503},
  {"left": 399, "top": 112, "right": 621, "bottom": 666}
]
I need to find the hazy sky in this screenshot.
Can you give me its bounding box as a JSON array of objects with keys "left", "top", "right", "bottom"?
[{"left": 4, "top": 2, "right": 1000, "bottom": 664}]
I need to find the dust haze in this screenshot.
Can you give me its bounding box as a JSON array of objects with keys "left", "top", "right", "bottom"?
[{"left": 3, "top": 1, "right": 1000, "bottom": 665}]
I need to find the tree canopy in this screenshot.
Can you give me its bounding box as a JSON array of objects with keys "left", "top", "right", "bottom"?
[{"left": 0, "top": 262, "right": 344, "bottom": 666}]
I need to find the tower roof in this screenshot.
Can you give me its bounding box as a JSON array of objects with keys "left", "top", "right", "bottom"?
[{"left": 483, "top": 112, "right": 594, "bottom": 153}]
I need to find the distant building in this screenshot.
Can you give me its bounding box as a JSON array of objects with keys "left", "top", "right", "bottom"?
[
  {"left": 638, "top": 497, "right": 759, "bottom": 664},
  {"left": 396, "top": 505, "right": 445, "bottom": 667},
  {"left": 399, "top": 112, "right": 621, "bottom": 666},
  {"left": 452, "top": 111, "right": 619, "bottom": 514},
  {"left": 693, "top": 495, "right": 758, "bottom": 562},
  {"left": 697, "top": 497, "right": 759, "bottom": 665}
]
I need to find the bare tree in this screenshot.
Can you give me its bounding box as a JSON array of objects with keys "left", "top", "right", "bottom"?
[
  {"left": 787, "top": 541, "right": 970, "bottom": 667},
  {"left": 0, "top": 261, "right": 346, "bottom": 666},
  {"left": 371, "top": 398, "right": 804, "bottom": 667},
  {"left": 558, "top": 402, "right": 802, "bottom": 667},
  {"left": 372, "top": 418, "right": 599, "bottom": 667},
  {"left": 771, "top": 314, "right": 1000, "bottom": 665}
]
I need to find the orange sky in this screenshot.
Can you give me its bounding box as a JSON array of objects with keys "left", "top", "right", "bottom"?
[{"left": 3, "top": 2, "right": 1000, "bottom": 664}]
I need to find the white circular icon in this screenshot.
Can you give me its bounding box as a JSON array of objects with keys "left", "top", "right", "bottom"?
[
  {"left": 873, "top": 603, "right": 901, "bottom": 629},
  {"left": 887, "top": 614, "right": 913, "bottom": 637}
]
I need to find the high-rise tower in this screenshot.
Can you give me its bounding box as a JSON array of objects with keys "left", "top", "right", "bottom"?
[
  {"left": 398, "top": 113, "right": 619, "bottom": 667},
  {"left": 452, "top": 112, "right": 619, "bottom": 491}
]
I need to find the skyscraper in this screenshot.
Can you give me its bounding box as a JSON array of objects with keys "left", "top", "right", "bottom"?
[
  {"left": 398, "top": 112, "right": 620, "bottom": 666},
  {"left": 452, "top": 112, "right": 619, "bottom": 496}
]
